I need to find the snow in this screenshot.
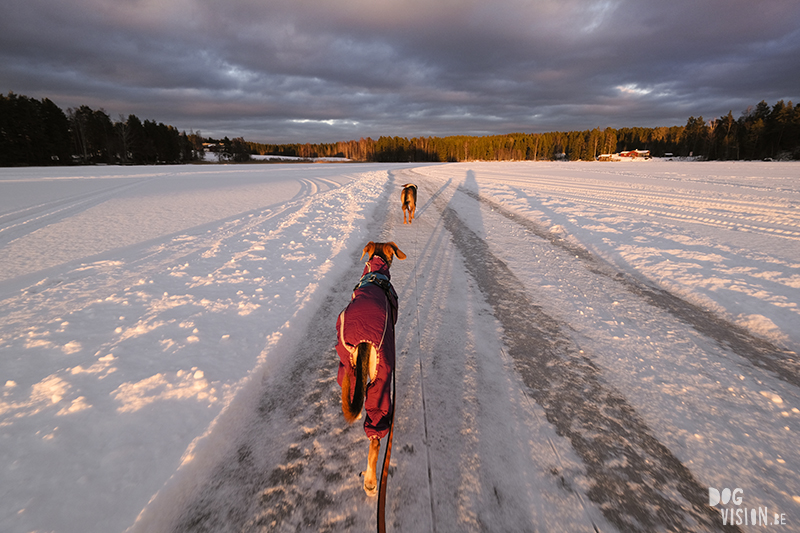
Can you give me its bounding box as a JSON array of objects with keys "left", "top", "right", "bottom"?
[
  {"left": 202, "top": 152, "right": 350, "bottom": 163},
  {"left": 1, "top": 160, "right": 799, "bottom": 532}
]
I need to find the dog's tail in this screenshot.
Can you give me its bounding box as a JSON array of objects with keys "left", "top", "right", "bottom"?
[{"left": 341, "top": 342, "right": 371, "bottom": 423}]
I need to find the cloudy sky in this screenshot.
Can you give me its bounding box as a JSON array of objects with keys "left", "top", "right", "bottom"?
[{"left": 2, "top": 0, "right": 799, "bottom": 143}]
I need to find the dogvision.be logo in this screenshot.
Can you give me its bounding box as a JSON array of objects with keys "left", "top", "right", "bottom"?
[{"left": 709, "top": 487, "right": 788, "bottom": 527}]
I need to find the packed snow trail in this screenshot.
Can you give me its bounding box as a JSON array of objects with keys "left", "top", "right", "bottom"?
[
  {"left": 139, "top": 171, "right": 604, "bottom": 532},
  {"left": 416, "top": 173, "right": 795, "bottom": 533},
  {"left": 427, "top": 179, "right": 721, "bottom": 531},
  {"left": 409, "top": 168, "right": 799, "bottom": 530}
]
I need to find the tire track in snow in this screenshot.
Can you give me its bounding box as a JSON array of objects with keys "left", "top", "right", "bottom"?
[
  {"left": 428, "top": 182, "right": 732, "bottom": 532},
  {"left": 0, "top": 192, "right": 322, "bottom": 329},
  {"left": 463, "top": 171, "right": 800, "bottom": 238},
  {"left": 458, "top": 186, "right": 800, "bottom": 390},
  {"left": 163, "top": 169, "right": 764, "bottom": 532},
  {"left": 0, "top": 176, "right": 153, "bottom": 246}
]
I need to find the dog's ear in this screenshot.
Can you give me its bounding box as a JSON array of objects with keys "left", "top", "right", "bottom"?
[
  {"left": 361, "top": 241, "right": 376, "bottom": 261},
  {"left": 387, "top": 241, "right": 406, "bottom": 260}
]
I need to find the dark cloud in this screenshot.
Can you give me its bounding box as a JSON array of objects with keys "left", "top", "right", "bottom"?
[{"left": 2, "top": 0, "right": 798, "bottom": 142}]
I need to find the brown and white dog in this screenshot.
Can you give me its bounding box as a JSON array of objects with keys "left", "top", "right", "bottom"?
[
  {"left": 401, "top": 183, "right": 417, "bottom": 224},
  {"left": 336, "top": 242, "right": 405, "bottom": 496}
]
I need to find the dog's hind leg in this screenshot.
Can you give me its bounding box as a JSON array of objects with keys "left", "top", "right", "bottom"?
[
  {"left": 361, "top": 343, "right": 380, "bottom": 497},
  {"left": 363, "top": 437, "right": 380, "bottom": 497}
]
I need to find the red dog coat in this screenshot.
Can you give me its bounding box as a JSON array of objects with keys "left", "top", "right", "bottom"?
[{"left": 336, "top": 255, "right": 398, "bottom": 439}]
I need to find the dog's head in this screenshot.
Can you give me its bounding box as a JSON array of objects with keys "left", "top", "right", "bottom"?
[{"left": 361, "top": 241, "right": 406, "bottom": 267}]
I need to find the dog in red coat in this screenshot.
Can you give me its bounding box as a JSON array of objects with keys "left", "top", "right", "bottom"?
[{"left": 336, "top": 241, "right": 406, "bottom": 497}]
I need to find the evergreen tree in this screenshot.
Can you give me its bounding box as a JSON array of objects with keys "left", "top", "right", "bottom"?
[
  {"left": 230, "top": 137, "right": 251, "bottom": 162},
  {"left": 680, "top": 116, "right": 709, "bottom": 157},
  {"left": 125, "top": 115, "right": 147, "bottom": 164}
]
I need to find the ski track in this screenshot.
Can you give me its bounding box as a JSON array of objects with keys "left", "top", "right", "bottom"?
[
  {"left": 453, "top": 185, "right": 800, "bottom": 391},
  {"left": 0, "top": 175, "right": 344, "bottom": 335},
  {"left": 0, "top": 176, "right": 155, "bottom": 246},
  {"left": 0, "top": 169, "right": 345, "bottom": 285}
]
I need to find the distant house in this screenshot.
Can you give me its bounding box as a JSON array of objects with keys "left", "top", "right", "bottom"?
[
  {"left": 619, "top": 149, "right": 650, "bottom": 159},
  {"left": 597, "top": 149, "right": 651, "bottom": 161}
]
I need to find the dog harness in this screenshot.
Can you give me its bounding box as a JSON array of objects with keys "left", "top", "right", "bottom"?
[
  {"left": 336, "top": 256, "right": 398, "bottom": 439},
  {"left": 354, "top": 271, "right": 391, "bottom": 293}
]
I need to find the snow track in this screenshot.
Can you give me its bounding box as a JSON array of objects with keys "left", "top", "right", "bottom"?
[
  {"left": 140, "top": 171, "right": 605, "bottom": 532},
  {"left": 428, "top": 179, "right": 722, "bottom": 531},
  {"left": 0, "top": 176, "right": 152, "bottom": 246},
  {"left": 131, "top": 173, "right": 403, "bottom": 533},
  {"left": 410, "top": 168, "right": 799, "bottom": 531},
  {"left": 438, "top": 166, "right": 800, "bottom": 240},
  {"left": 456, "top": 185, "right": 800, "bottom": 390}
]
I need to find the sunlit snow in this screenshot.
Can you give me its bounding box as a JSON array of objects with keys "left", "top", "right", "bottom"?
[{"left": 1, "top": 160, "right": 798, "bottom": 532}]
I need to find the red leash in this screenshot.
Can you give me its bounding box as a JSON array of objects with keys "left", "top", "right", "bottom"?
[
  {"left": 376, "top": 368, "right": 395, "bottom": 533},
  {"left": 370, "top": 266, "right": 397, "bottom": 533}
]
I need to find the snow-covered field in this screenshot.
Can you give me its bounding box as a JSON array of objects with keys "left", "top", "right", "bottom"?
[{"left": 1, "top": 161, "right": 798, "bottom": 532}]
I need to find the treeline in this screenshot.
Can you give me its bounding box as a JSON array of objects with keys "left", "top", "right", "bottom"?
[
  {"left": 2, "top": 92, "right": 799, "bottom": 166},
  {"left": 249, "top": 99, "right": 800, "bottom": 162},
  {"left": 681, "top": 100, "right": 800, "bottom": 161},
  {"left": 0, "top": 92, "right": 203, "bottom": 166}
]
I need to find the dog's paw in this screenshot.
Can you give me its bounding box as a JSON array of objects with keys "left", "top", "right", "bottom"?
[{"left": 363, "top": 475, "right": 378, "bottom": 498}]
